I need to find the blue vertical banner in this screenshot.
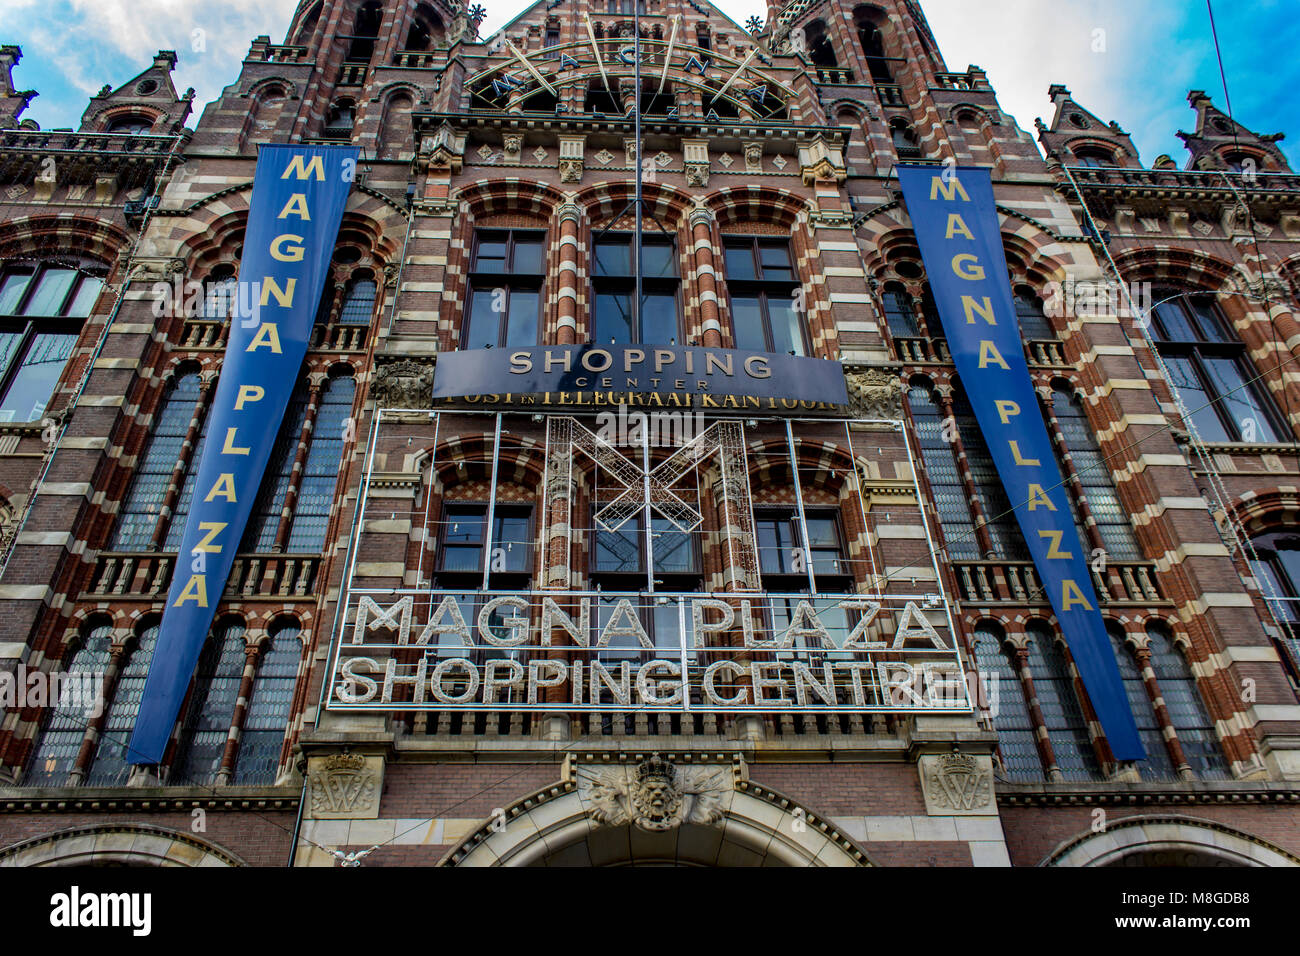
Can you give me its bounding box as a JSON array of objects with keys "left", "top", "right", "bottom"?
[
  {"left": 129, "top": 145, "right": 359, "bottom": 765},
  {"left": 897, "top": 164, "right": 1144, "bottom": 760}
]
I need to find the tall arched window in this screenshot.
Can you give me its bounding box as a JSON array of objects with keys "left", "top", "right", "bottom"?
[
  {"left": 805, "top": 19, "right": 837, "bottom": 67},
  {"left": 112, "top": 369, "right": 203, "bottom": 550},
  {"left": 908, "top": 384, "right": 979, "bottom": 559},
  {"left": 1013, "top": 287, "right": 1054, "bottom": 340},
  {"left": 86, "top": 625, "right": 158, "bottom": 786},
  {"left": 952, "top": 386, "right": 1027, "bottom": 559},
  {"left": 346, "top": 1, "right": 383, "bottom": 62},
  {"left": 287, "top": 373, "right": 355, "bottom": 551},
  {"left": 1051, "top": 387, "right": 1140, "bottom": 560},
  {"left": 891, "top": 121, "right": 921, "bottom": 159},
  {"left": 1025, "top": 623, "right": 1100, "bottom": 781},
  {"left": 1145, "top": 622, "right": 1230, "bottom": 779},
  {"left": 970, "top": 624, "right": 1041, "bottom": 780},
  {"left": 164, "top": 406, "right": 213, "bottom": 550},
  {"left": 233, "top": 624, "right": 302, "bottom": 785},
  {"left": 854, "top": 8, "right": 893, "bottom": 83},
  {"left": 881, "top": 283, "right": 919, "bottom": 338},
  {"left": 242, "top": 382, "right": 310, "bottom": 552},
  {"left": 23, "top": 621, "right": 112, "bottom": 786},
  {"left": 1107, "top": 624, "right": 1175, "bottom": 780},
  {"left": 171, "top": 620, "right": 246, "bottom": 786},
  {"left": 338, "top": 277, "right": 377, "bottom": 325}
]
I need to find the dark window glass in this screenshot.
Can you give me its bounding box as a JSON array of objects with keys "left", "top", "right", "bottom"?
[
  {"left": 952, "top": 387, "right": 1027, "bottom": 559},
  {"left": 754, "top": 510, "right": 846, "bottom": 582},
  {"left": 1145, "top": 623, "right": 1230, "bottom": 780},
  {"left": 338, "top": 279, "right": 377, "bottom": 325},
  {"left": 908, "top": 385, "right": 979, "bottom": 559},
  {"left": 592, "top": 235, "right": 680, "bottom": 346},
  {"left": 883, "top": 286, "right": 919, "bottom": 338},
  {"left": 287, "top": 375, "right": 354, "bottom": 551},
  {"left": 971, "top": 627, "right": 1041, "bottom": 781},
  {"left": 1150, "top": 292, "right": 1282, "bottom": 443},
  {"left": 0, "top": 264, "right": 102, "bottom": 423},
  {"left": 24, "top": 624, "right": 112, "bottom": 786},
  {"left": 233, "top": 628, "right": 301, "bottom": 785},
  {"left": 172, "top": 622, "right": 246, "bottom": 786},
  {"left": 242, "top": 383, "right": 310, "bottom": 551},
  {"left": 112, "top": 371, "right": 203, "bottom": 550},
  {"left": 1014, "top": 290, "right": 1054, "bottom": 339},
  {"left": 464, "top": 230, "right": 543, "bottom": 349},
  {"left": 1025, "top": 624, "right": 1101, "bottom": 781},
  {"left": 438, "top": 505, "right": 532, "bottom": 576},
  {"left": 723, "top": 238, "right": 805, "bottom": 355},
  {"left": 1051, "top": 388, "right": 1140, "bottom": 560},
  {"left": 86, "top": 627, "right": 158, "bottom": 786},
  {"left": 1108, "top": 627, "right": 1175, "bottom": 780}
]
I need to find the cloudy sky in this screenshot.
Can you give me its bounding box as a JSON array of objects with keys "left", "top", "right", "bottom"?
[{"left": 0, "top": 0, "right": 1294, "bottom": 165}]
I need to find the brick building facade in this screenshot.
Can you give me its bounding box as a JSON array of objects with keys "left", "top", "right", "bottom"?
[{"left": 0, "top": 0, "right": 1297, "bottom": 868}]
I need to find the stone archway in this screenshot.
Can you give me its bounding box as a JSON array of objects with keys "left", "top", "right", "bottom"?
[
  {"left": 0, "top": 824, "right": 244, "bottom": 867},
  {"left": 1042, "top": 815, "right": 1300, "bottom": 868},
  {"left": 441, "top": 754, "right": 869, "bottom": 867}
]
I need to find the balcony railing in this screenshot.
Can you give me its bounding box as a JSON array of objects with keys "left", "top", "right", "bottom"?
[
  {"left": 893, "top": 336, "right": 950, "bottom": 364},
  {"left": 876, "top": 84, "right": 906, "bottom": 108},
  {"left": 932, "top": 72, "right": 975, "bottom": 91},
  {"left": 1026, "top": 339, "right": 1068, "bottom": 366},
  {"left": 178, "top": 319, "right": 368, "bottom": 353},
  {"left": 392, "top": 51, "right": 445, "bottom": 69},
  {"left": 254, "top": 44, "right": 308, "bottom": 64},
  {"left": 83, "top": 552, "right": 323, "bottom": 601},
  {"left": 815, "top": 67, "right": 855, "bottom": 85},
  {"left": 338, "top": 64, "right": 369, "bottom": 86},
  {"left": 1065, "top": 164, "right": 1300, "bottom": 196},
  {"left": 951, "top": 560, "right": 1165, "bottom": 605},
  {"left": 0, "top": 129, "right": 179, "bottom": 158}
]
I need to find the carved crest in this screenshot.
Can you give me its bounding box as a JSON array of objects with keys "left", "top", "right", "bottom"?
[
  {"left": 845, "top": 367, "right": 903, "bottom": 420},
  {"left": 585, "top": 754, "right": 728, "bottom": 831},
  {"left": 372, "top": 359, "right": 435, "bottom": 409},
  {"left": 926, "top": 752, "right": 992, "bottom": 812},
  {"left": 309, "top": 753, "right": 378, "bottom": 815}
]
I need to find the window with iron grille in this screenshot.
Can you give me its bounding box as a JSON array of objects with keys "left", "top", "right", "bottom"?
[
  {"left": 171, "top": 621, "right": 246, "bottom": 786},
  {"left": 232, "top": 623, "right": 302, "bottom": 785},
  {"left": 23, "top": 621, "right": 112, "bottom": 786},
  {"left": 1025, "top": 622, "right": 1101, "bottom": 781},
  {"left": 970, "top": 625, "right": 1041, "bottom": 781},
  {"left": 1051, "top": 387, "right": 1140, "bottom": 560},
  {"left": 85, "top": 626, "right": 158, "bottom": 787},
  {"left": 1145, "top": 622, "right": 1230, "bottom": 779},
  {"left": 1107, "top": 624, "right": 1176, "bottom": 781}
]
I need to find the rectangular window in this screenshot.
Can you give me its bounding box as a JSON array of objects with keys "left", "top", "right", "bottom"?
[
  {"left": 723, "top": 238, "right": 806, "bottom": 355},
  {"left": 463, "top": 230, "right": 544, "bottom": 349},
  {"left": 0, "top": 265, "right": 101, "bottom": 423},
  {"left": 754, "top": 509, "right": 848, "bottom": 582},
  {"left": 592, "top": 235, "right": 680, "bottom": 346},
  {"left": 438, "top": 504, "right": 532, "bottom": 576}
]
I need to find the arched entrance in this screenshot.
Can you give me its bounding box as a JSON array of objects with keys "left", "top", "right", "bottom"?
[
  {"left": 0, "top": 823, "right": 243, "bottom": 867},
  {"left": 1042, "top": 815, "right": 1300, "bottom": 868},
  {"left": 441, "top": 754, "right": 869, "bottom": 867}
]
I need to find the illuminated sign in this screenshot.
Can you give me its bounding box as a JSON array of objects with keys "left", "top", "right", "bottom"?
[
  {"left": 430, "top": 345, "right": 850, "bottom": 413},
  {"left": 897, "top": 164, "right": 1144, "bottom": 760},
  {"left": 329, "top": 591, "right": 968, "bottom": 713},
  {"left": 129, "top": 144, "right": 359, "bottom": 765}
]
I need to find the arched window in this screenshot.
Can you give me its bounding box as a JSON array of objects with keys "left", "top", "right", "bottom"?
[
  {"left": 854, "top": 9, "right": 893, "bottom": 83},
  {"left": 951, "top": 386, "right": 1027, "bottom": 559},
  {"left": 1149, "top": 290, "right": 1283, "bottom": 443},
  {"left": 171, "top": 620, "right": 246, "bottom": 786},
  {"left": 881, "top": 283, "right": 919, "bottom": 338},
  {"left": 1107, "top": 624, "right": 1175, "bottom": 780},
  {"left": 1050, "top": 387, "right": 1140, "bottom": 559},
  {"left": 107, "top": 115, "right": 153, "bottom": 134},
  {"left": 242, "top": 382, "right": 310, "bottom": 552},
  {"left": 1013, "top": 287, "right": 1054, "bottom": 340},
  {"left": 233, "top": 624, "right": 302, "bottom": 785},
  {"left": 338, "top": 277, "right": 377, "bottom": 325},
  {"left": 23, "top": 621, "right": 113, "bottom": 786},
  {"left": 0, "top": 262, "right": 103, "bottom": 423},
  {"left": 86, "top": 625, "right": 158, "bottom": 786},
  {"left": 287, "top": 373, "right": 355, "bottom": 551},
  {"left": 907, "top": 384, "right": 979, "bottom": 559},
  {"left": 891, "top": 121, "right": 921, "bottom": 158},
  {"left": 1025, "top": 623, "right": 1101, "bottom": 780},
  {"left": 324, "top": 100, "right": 356, "bottom": 139},
  {"left": 1072, "top": 147, "right": 1114, "bottom": 168},
  {"left": 405, "top": 4, "right": 443, "bottom": 50},
  {"left": 202, "top": 267, "right": 238, "bottom": 319},
  {"left": 111, "top": 369, "right": 203, "bottom": 550},
  {"left": 164, "top": 405, "right": 213, "bottom": 550},
  {"left": 724, "top": 237, "right": 806, "bottom": 355},
  {"left": 1145, "top": 622, "right": 1230, "bottom": 779},
  {"left": 347, "top": 1, "right": 383, "bottom": 62},
  {"left": 805, "top": 19, "right": 837, "bottom": 68},
  {"left": 970, "top": 625, "right": 1041, "bottom": 780}
]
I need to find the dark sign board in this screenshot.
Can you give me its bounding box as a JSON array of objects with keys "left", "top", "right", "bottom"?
[{"left": 430, "top": 345, "right": 851, "bottom": 413}]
